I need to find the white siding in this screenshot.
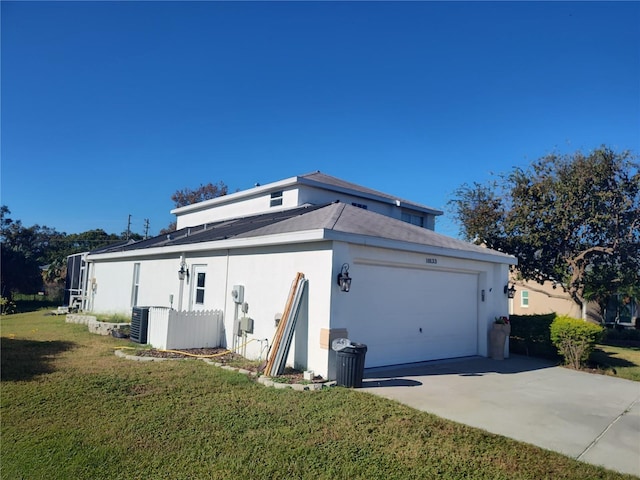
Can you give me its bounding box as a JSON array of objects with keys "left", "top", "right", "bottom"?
[{"left": 176, "top": 188, "right": 300, "bottom": 229}]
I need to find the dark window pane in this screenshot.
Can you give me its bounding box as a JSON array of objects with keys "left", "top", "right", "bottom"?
[{"left": 196, "top": 289, "right": 205, "bottom": 304}]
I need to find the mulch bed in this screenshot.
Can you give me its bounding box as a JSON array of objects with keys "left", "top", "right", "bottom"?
[{"left": 132, "top": 347, "right": 325, "bottom": 384}]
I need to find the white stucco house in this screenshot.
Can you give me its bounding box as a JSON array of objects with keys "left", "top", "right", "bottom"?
[{"left": 74, "top": 172, "right": 517, "bottom": 379}]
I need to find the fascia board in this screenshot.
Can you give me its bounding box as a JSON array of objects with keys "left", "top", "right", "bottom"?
[
  {"left": 86, "top": 228, "right": 516, "bottom": 266},
  {"left": 86, "top": 229, "right": 329, "bottom": 261},
  {"left": 322, "top": 230, "right": 518, "bottom": 265}
]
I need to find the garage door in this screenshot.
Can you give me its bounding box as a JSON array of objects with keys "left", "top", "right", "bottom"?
[{"left": 347, "top": 265, "right": 479, "bottom": 368}]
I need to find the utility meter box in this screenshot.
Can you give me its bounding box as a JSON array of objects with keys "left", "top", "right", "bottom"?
[
  {"left": 231, "top": 285, "right": 244, "bottom": 304},
  {"left": 240, "top": 317, "right": 254, "bottom": 334}
]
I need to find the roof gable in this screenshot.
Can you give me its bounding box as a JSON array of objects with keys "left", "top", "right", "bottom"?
[{"left": 298, "top": 172, "right": 442, "bottom": 215}]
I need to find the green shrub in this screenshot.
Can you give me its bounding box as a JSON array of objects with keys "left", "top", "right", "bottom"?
[
  {"left": 1, "top": 297, "right": 17, "bottom": 315},
  {"left": 509, "top": 313, "right": 558, "bottom": 359},
  {"left": 550, "top": 315, "right": 604, "bottom": 369},
  {"left": 602, "top": 327, "right": 640, "bottom": 347}
]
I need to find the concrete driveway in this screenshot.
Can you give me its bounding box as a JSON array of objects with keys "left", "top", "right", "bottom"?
[{"left": 362, "top": 356, "right": 640, "bottom": 477}]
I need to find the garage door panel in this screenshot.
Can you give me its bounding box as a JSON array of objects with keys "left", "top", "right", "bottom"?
[{"left": 348, "top": 265, "right": 478, "bottom": 367}]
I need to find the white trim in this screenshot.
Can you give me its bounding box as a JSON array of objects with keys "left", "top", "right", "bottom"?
[{"left": 87, "top": 228, "right": 516, "bottom": 266}]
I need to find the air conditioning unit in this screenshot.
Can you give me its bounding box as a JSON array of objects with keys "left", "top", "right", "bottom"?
[{"left": 130, "top": 306, "right": 150, "bottom": 344}]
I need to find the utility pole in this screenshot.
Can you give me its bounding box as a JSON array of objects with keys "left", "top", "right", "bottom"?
[
  {"left": 143, "top": 218, "right": 150, "bottom": 239},
  {"left": 126, "top": 214, "right": 131, "bottom": 240}
]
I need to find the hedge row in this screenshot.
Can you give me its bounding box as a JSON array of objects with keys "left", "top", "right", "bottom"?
[{"left": 509, "top": 313, "right": 559, "bottom": 360}]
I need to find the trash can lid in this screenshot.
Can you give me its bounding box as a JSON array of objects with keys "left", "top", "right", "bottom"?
[{"left": 331, "top": 338, "right": 352, "bottom": 351}]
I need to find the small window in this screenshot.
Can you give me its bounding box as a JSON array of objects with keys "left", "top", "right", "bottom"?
[
  {"left": 401, "top": 212, "right": 424, "bottom": 227},
  {"left": 195, "top": 272, "right": 206, "bottom": 304},
  {"left": 270, "top": 191, "right": 283, "bottom": 207},
  {"left": 131, "top": 263, "right": 140, "bottom": 307},
  {"left": 521, "top": 290, "right": 529, "bottom": 308},
  {"left": 351, "top": 202, "right": 368, "bottom": 210}
]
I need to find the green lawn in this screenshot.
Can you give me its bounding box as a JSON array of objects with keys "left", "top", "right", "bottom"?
[
  {"left": 1, "top": 311, "right": 635, "bottom": 480},
  {"left": 590, "top": 344, "right": 640, "bottom": 382}
]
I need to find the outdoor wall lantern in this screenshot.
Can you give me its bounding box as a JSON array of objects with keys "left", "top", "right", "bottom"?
[
  {"left": 504, "top": 284, "right": 516, "bottom": 299},
  {"left": 178, "top": 261, "right": 190, "bottom": 281},
  {"left": 337, "top": 263, "right": 352, "bottom": 292}
]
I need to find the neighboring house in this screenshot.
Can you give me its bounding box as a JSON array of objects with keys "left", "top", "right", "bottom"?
[
  {"left": 509, "top": 278, "right": 639, "bottom": 327},
  {"left": 509, "top": 279, "right": 587, "bottom": 319},
  {"left": 72, "top": 172, "right": 517, "bottom": 379}
]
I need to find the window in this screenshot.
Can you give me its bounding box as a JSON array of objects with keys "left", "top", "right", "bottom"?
[
  {"left": 401, "top": 212, "right": 424, "bottom": 227},
  {"left": 195, "top": 272, "right": 206, "bottom": 304},
  {"left": 351, "top": 202, "right": 368, "bottom": 210},
  {"left": 270, "top": 191, "right": 283, "bottom": 207},
  {"left": 131, "top": 263, "right": 140, "bottom": 307},
  {"left": 521, "top": 290, "right": 529, "bottom": 308}
]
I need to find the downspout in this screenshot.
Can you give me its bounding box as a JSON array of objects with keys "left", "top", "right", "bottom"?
[
  {"left": 177, "top": 253, "right": 186, "bottom": 311},
  {"left": 223, "top": 249, "right": 231, "bottom": 349}
]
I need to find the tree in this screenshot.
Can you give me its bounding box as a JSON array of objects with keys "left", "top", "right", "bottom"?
[
  {"left": 161, "top": 181, "right": 230, "bottom": 233},
  {"left": 0, "top": 207, "right": 138, "bottom": 300},
  {"left": 449, "top": 146, "right": 640, "bottom": 312},
  {"left": 171, "top": 181, "right": 229, "bottom": 208},
  {"left": 0, "top": 207, "right": 44, "bottom": 298}
]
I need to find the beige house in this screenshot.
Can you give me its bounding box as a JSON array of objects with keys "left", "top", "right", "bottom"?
[
  {"left": 508, "top": 279, "right": 589, "bottom": 319},
  {"left": 509, "top": 278, "right": 639, "bottom": 327}
]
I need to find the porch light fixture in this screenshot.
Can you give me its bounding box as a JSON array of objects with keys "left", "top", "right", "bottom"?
[
  {"left": 504, "top": 284, "right": 516, "bottom": 299},
  {"left": 337, "top": 263, "right": 352, "bottom": 292},
  {"left": 178, "top": 261, "right": 190, "bottom": 281}
]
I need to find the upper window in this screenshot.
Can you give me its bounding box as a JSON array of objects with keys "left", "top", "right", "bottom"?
[
  {"left": 270, "top": 191, "right": 283, "bottom": 207},
  {"left": 401, "top": 212, "right": 424, "bottom": 227},
  {"left": 521, "top": 290, "right": 529, "bottom": 308}
]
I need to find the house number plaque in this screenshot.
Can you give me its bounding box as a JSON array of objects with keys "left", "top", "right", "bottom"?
[{"left": 426, "top": 258, "right": 438, "bottom": 264}]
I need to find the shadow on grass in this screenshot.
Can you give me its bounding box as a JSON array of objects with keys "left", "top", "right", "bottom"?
[
  {"left": 1, "top": 337, "right": 76, "bottom": 381},
  {"left": 590, "top": 347, "right": 638, "bottom": 369}
]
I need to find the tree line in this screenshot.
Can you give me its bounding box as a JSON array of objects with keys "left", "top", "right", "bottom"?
[
  {"left": 0, "top": 182, "right": 230, "bottom": 303},
  {"left": 0, "top": 205, "right": 144, "bottom": 301}
]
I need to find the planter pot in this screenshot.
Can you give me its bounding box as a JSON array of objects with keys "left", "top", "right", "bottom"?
[{"left": 490, "top": 323, "right": 511, "bottom": 360}]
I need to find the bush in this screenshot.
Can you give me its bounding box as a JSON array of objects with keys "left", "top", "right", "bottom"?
[
  {"left": 601, "top": 328, "right": 640, "bottom": 347},
  {"left": 550, "top": 315, "right": 604, "bottom": 369},
  {"left": 1, "top": 297, "right": 17, "bottom": 315},
  {"left": 509, "top": 313, "right": 558, "bottom": 359}
]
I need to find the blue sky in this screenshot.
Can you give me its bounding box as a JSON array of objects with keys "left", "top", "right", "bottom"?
[{"left": 2, "top": 1, "right": 638, "bottom": 239}]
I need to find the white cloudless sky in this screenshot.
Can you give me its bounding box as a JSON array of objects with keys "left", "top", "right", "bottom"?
[{"left": 2, "top": 1, "right": 638, "bottom": 238}]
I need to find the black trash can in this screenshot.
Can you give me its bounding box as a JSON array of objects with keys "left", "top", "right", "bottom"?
[{"left": 335, "top": 343, "right": 367, "bottom": 388}]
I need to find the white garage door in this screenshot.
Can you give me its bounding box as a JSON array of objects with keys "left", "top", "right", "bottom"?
[{"left": 347, "top": 265, "right": 479, "bottom": 368}]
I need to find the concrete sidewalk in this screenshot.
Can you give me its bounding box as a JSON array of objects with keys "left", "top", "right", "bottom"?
[{"left": 362, "top": 356, "right": 640, "bottom": 477}]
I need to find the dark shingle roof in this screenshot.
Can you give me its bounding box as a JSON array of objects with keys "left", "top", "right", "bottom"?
[
  {"left": 299, "top": 171, "right": 442, "bottom": 214},
  {"left": 92, "top": 202, "right": 514, "bottom": 262},
  {"left": 92, "top": 204, "right": 329, "bottom": 253}
]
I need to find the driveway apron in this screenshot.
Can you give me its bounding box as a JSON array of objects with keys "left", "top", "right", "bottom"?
[{"left": 362, "top": 355, "right": 640, "bottom": 477}]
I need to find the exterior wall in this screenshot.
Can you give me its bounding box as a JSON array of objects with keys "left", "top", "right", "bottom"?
[
  {"left": 88, "top": 242, "right": 335, "bottom": 377},
  {"left": 90, "top": 256, "right": 194, "bottom": 314},
  {"left": 88, "top": 239, "right": 511, "bottom": 377},
  {"left": 175, "top": 182, "right": 437, "bottom": 231},
  {"left": 221, "top": 243, "right": 333, "bottom": 375},
  {"left": 89, "top": 260, "right": 138, "bottom": 315},
  {"left": 176, "top": 188, "right": 300, "bottom": 229},
  {"left": 296, "top": 185, "right": 437, "bottom": 230}
]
